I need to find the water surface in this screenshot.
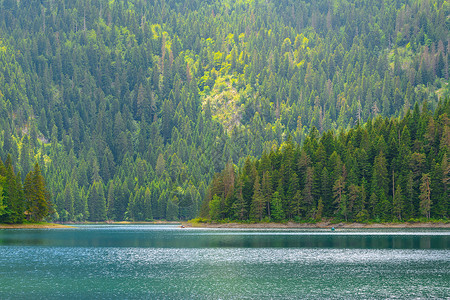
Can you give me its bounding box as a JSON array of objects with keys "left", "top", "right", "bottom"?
[{"left": 0, "top": 225, "right": 449, "bottom": 299}]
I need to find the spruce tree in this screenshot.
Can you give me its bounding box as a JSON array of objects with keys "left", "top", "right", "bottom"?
[
  {"left": 392, "top": 185, "right": 404, "bottom": 221},
  {"left": 419, "top": 173, "right": 432, "bottom": 219},
  {"left": 3, "top": 155, "right": 24, "bottom": 223},
  {"left": 250, "top": 174, "right": 265, "bottom": 221},
  {"left": 88, "top": 181, "right": 106, "bottom": 221},
  {"left": 166, "top": 195, "right": 179, "bottom": 221},
  {"left": 0, "top": 176, "right": 7, "bottom": 218},
  {"left": 209, "top": 194, "right": 221, "bottom": 221},
  {"left": 232, "top": 178, "right": 247, "bottom": 220},
  {"left": 271, "top": 191, "right": 285, "bottom": 222},
  {"left": 24, "top": 163, "right": 52, "bottom": 222}
]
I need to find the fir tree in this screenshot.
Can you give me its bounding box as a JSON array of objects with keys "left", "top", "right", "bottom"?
[
  {"left": 166, "top": 195, "right": 179, "bottom": 221},
  {"left": 250, "top": 174, "right": 265, "bottom": 221},
  {"left": 88, "top": 181, "right": 106, "bottom": 222},
  {"left": 419, "top": 173, "right": 432, "bottom": 219},
  {"left": 392, "top": 185, "right": 404, "bottom": 221},
  {"left": 271, "top": 191, "right": 285, "bottom": 222}
]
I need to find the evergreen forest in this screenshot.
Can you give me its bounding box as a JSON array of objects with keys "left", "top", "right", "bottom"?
[
  {"left": 0, "top": 0, "right": 448, "bottom": 222},
  {"left": 202, "top": 100, "right": 450, "bottom": 222}
]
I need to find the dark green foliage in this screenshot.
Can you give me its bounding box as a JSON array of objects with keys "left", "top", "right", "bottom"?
[
  {"left": 23, "top": 163, "right": 52, "bottom": 222},
  {"left": 0, "top": 157, "right": 51, "bottom": 223},
  {"left": 88, "top": 181, "right": 106, "bottom": 222},
  {"left": 204, "top": 100, "right": 450, "bottom": 222}
]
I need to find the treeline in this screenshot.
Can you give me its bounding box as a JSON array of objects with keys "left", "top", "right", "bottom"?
[
  {"left": 0, "top": 155, "right": 52, "bottom": 224},
  {"left": 202, "top": 100, "right": 450, "bottom": 222},
  {"left": 0, "top": 0, "right": 448, "bottom": 221}
]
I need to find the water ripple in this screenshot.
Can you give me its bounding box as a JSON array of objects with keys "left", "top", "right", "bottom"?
[{"left": 0, "top": 226, "right": 449, "bottom": 299}]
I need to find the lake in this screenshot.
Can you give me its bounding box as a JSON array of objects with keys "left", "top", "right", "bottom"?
[{"left": 0, "top": 225, "right": 449, "bottom": 299}]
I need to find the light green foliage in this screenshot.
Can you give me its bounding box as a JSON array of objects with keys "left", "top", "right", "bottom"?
[
  {"left": 271, "top": 192, "right": 285, "bottom": 222},
  {"left": 209, "top": 195, "right": 221, "bottom": 221}
]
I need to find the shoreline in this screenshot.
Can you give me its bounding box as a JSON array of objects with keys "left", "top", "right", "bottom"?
[
  {"left": 0, "top": 222, "right": 74, "bottom": 229},
  {"left": 183, "top": 221, "right": 450, "bottom": 229},
  {"left": 62, "top": 220, "right": 182, "bottom": 225},
  {"left": 2, "top": 221, "right": 449, "bottom": 229}
]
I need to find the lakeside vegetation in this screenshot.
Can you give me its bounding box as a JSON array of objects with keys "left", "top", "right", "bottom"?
[
  {"left": 0, "top": 156, "right": 52, "bottom": 224},
  {"left": 0, "top": 0, "right": 448, "bottom": 223}
]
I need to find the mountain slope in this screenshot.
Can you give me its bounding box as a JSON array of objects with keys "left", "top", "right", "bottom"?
[{"left": 0, "top": 0, "right": 448, "bottom": 221}]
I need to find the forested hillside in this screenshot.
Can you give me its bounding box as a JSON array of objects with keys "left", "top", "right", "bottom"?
[
  {"left": 0, "top": 0, "right": 448, "bottom": 222},
  {"left": 202, "top": 100, "right": 450, "bottom": 222}
]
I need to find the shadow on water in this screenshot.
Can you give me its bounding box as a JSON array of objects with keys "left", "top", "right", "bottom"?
[{"left": 0, "top": 226, "right": 449, "bottom": 249}]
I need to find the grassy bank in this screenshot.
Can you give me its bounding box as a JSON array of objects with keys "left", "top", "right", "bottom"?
[{"left": 0, "top": 222, "right": 74, "bottom": 229}]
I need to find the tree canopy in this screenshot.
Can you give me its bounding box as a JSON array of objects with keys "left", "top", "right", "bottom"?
[
  {"left": 202, "top": 99, "right": 450, "bottom": 222},
  {"left": 0, "top": 0, "right": 448, "bottom": 222}
]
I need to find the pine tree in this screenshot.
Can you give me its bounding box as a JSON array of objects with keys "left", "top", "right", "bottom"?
[
  {"left": 419, "top": 173, "right": 432, "bottom": 219},
  {"left": 144, "top": 187, "right": 153, "bottom": 221},
  {"left": 316, "top": 197, "right": 324, "bottom": 220},
  {"left": 261, "top": 171, "right": 273, "bottom": 219},
  {"left": 232, "top": 178, "right": 247, "bottom": 220},
  {"left": 438, "top": 153, "right": 450, "bottom": 218},
  {"left": 250, "top": 174, "right": 265, "bottom": 221},
  {"left": 23, "top": 171, "right": 35, "bottom": 221},
  {"left": 353, "top": 178, "right": 368, "bottom": 222},
  {"left": 88, "top": 181, "right": 106, "bottom": 221},
  {"left": 0, "top": 176, "right": 7, "bottom": 218},
  {"left": 372, "top": 151, "right": 389, "bottom": 199},
  {"left": 2, "top": 155, "right": 23, "bottom": 223},
  {"left": 166, "top": 195, "right": 179, "bottom": 221},
  {"left": 271, "top": 191, "right": 285, "bottom": 222},
  {"left": 303, "top": 167, "right": 314, "bottom": 215},
  {"left": 24, "top": 163, "right": 52, "bottom": 222},
  {"left": 333, "top": 176, "right": 347, "bottom": 220},
  {"left": 377, "top": 192, "right": 392, "bottom": 221},
  {"left": 209, "top": 194, "right": 221, "bottom": 221},
  {"left": 392, "top": 184, "right": 404, "bottom": 221}
]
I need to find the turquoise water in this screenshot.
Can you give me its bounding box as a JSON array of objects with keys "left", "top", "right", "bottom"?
[{"left": 0, "top": 225, "right": 449, "bottom": 299}]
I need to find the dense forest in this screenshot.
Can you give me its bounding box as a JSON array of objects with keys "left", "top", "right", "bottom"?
[
  {"left": 0, "top": 0, "right": 448, "bottom": 222},
  {"left": 201, "top": 99, "right": 450, "bottom": 222},
  {"left": 0, "top": 156, "right": 52, "bottom": 224}
]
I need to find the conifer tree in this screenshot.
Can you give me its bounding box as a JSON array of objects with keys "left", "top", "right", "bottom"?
[
  {"left": 333, "top": 176, "right": 347, "bottom": 220},
  {"left": 24, "top": 163, "right": 52, "bottom": 222},
  {"left": 209, "top": 194, "right": 221, "bottom": 221},
  {"left": 316, "top": 198, "right": 324, "bottom": 220},
  {"left": 3, "top": 155, "right": 24, "bottom": 223},
  {"left": 419, "top": 173, "right": 432, "bottom": 219},
  {"left": 250, "top": 174, "right": 264, "bottom": 221},
  {"left": 271, "top": 191, "right": 285, "bottom": 222},
  {"left": 0, "top": 176, "right": 7, "bottom": 218},
  {"left": 166, "top": 195, "right": 179, "bottom": 221},
  {"left": 232, "top": 178, "right": 247, "bottom": 221},
  {"left": 261, "top": 171, "right": 273, "bottom": 219},
  {"left": 392, "top": 184, "right": 404, "bottom": 221},
  {"left": 88, "top": 181, "right": 106, "bottom": 221},
  {"left": 353, "top": 178, "right": 368, "bottom": 221}
]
